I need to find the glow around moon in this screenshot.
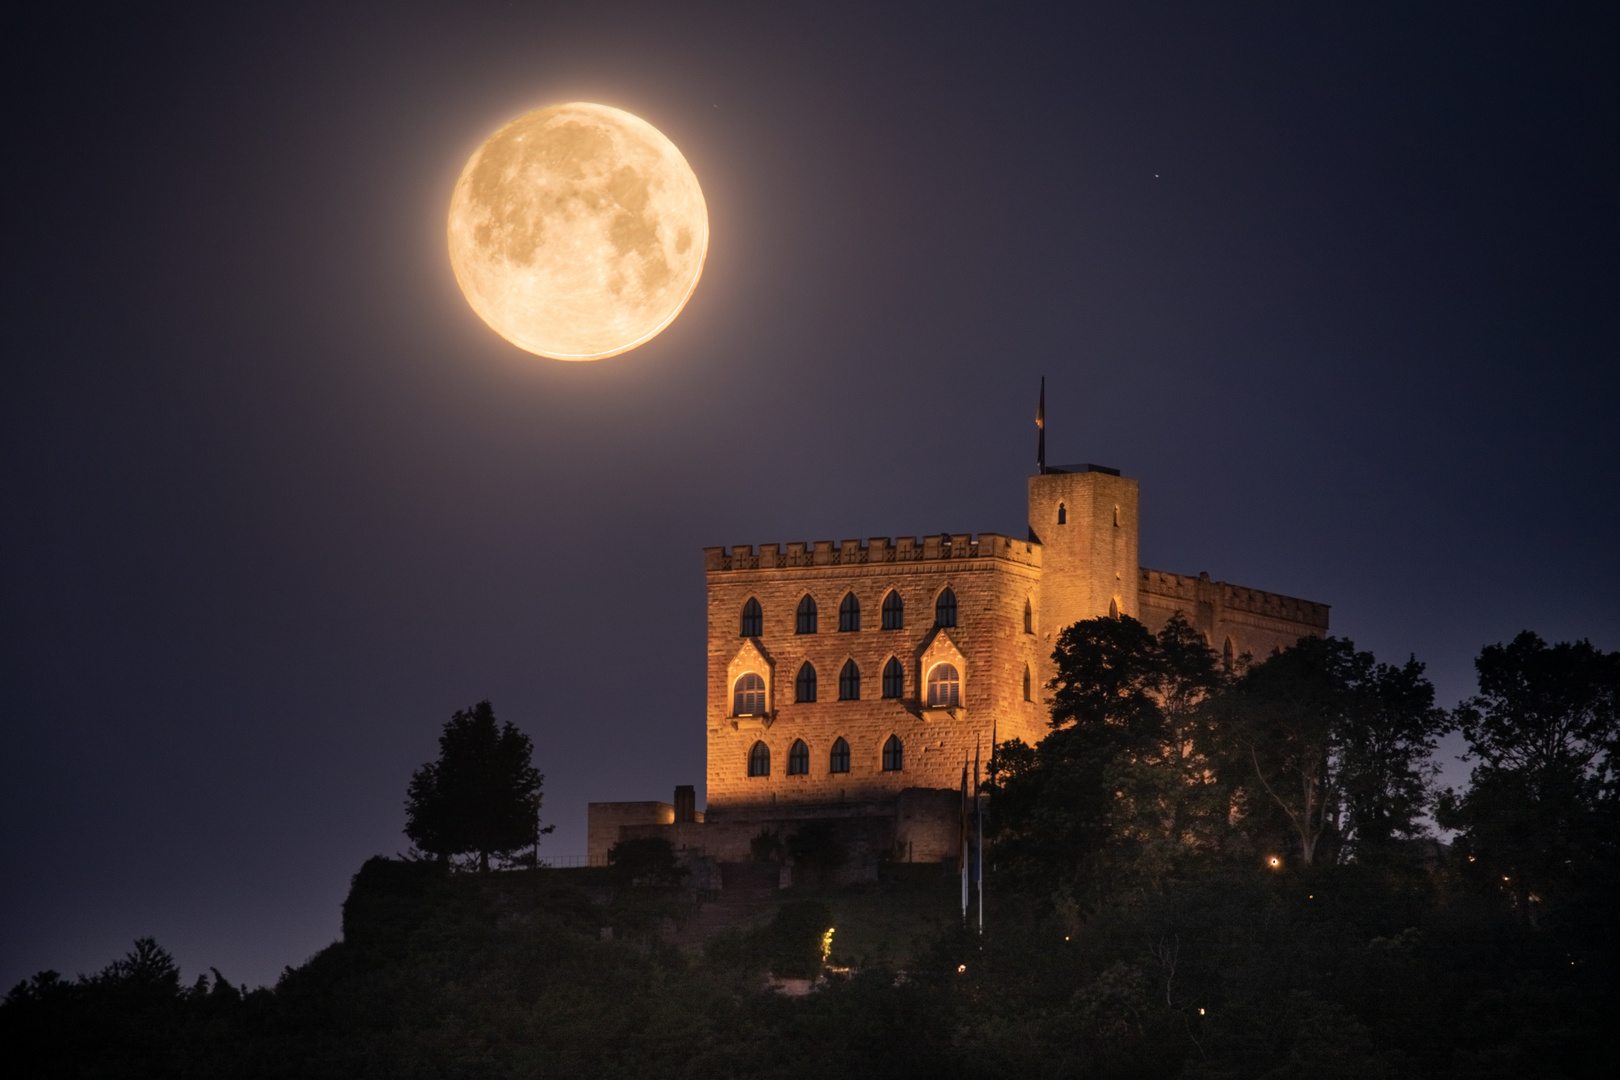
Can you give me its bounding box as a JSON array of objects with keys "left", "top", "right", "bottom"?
[{"left": 447, "top": 102, "right": 708, "bottom": 360}]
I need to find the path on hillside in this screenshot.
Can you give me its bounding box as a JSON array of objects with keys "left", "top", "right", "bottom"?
[{"left": 675, "top": 863, "right": 779, "bottom": 946}]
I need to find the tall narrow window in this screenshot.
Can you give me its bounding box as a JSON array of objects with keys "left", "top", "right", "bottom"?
[
  {"left": 935, "top": 588, "right": 957, "bottom": 628},
  {"left": 838, "top": 659, "right": 861, "bottom": 700},
  {"left": 740, "top": 597, "right": 762, "bottom": 637},
  {"left": 882, "top": 735, "right": 904, "bottom": 772},
  {"left": 1023, "top": 664, "right": 1032, "bottom": 701},
  {"left": 1113, "top": 504, "right": 1120, "bottom": 527},
  {"left": 1108, "top": 597, "right": 1119, "bottom": 619},
  {"left": 829, "top": 737, "right": 850, "bottom": 774},
  {"left": 882, "top": 657, "right": 904, "bottom": 699},
  {"left": 1222, "top": 637, "right": 1234, "bottom": 674},
  {"left": 926, "top": 663, "right": 960, "bottom": 708},
  {"left": 787, "top": 739, "right": 809, "bottom": 775},
  {"left": 734, "top": 672, "right": 766, "bottom": 715},
  {"left": 796, "top": 595, "right": 818, "bottom": 634},
  {"left": 1023, "top": 598, "right": 1033, "bottom": 634},
  {"left": 795, "top": 662, "right": 817, "bottom": 703},
  {"left": 748, "top": 741, "right": 770, "bottom": 777},
  {"left": 838, "top": 592, "right": 860, "bottom": 632},
  {"left": 881, "top": 590, "right": 904, "bottom": 630},
  {"left": 1057, "top": 503, "right": 1066, "bottom": 525}
]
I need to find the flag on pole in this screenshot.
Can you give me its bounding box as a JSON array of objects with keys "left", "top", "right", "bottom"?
[{"left": 1036, "top": 376, "right": 1046, "bottom": 474}]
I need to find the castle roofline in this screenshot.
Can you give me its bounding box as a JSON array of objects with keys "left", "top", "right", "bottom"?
[
  {"left": 1039, "top": 462, "right": 1122, "bottom": 476},
  {"left": 704, "top": 533, "right": 1040, "bottom": 572}
]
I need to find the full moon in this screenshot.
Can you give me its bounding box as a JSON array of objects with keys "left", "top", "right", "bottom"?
[{"left": 447, "top": 102, "right": 708, "bottom": 361}]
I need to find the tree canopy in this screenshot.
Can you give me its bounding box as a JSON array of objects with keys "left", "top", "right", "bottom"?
[{"left": 404, "top": 700, "right": 549, "bottom": 871}]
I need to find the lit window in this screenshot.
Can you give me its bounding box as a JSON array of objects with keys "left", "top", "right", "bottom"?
[
  {"left": 748, "top": 741, "right": 770, "bottom": 777},
  {"left": 927, "top": 663, "right": 960, "bottom": 708},
  {"left": 734, "top": 672, "right": 766, "bottom": 715},
  {"left": 838, "top": 592, "right": 860, "bottom": 632},
  {"left": 881, "top": 590, "right": 904, "bottom": 630},
  {"left": 935, "top": 588, "right": 957, "bottom": 628},
  {"left": 795, "top": 662, "right": 817, "bottom": 703},
  {"left": 740, "top": 598, "right": 762, "bottom": 637},
  {"left": 882, "top": 657, "right": 904, "bottom": 699},
  {"left": 1023, "top": 598, "right": 1033, "bottom": 634},
  {"left": 838, "top": 660, "right": 860, "bottom": 700},
  {"left": 1057, "top": 503, "right": 1066, "bottom": 525},
  {"left": 829, "top": 737, "right": 850, "bottom": 774},
  {"left": 882, "top": 735, "right": 904, "bottom": 772},
  {"left": 1023, "top": 664, "right": 1031, "bottom": 701},
  {"left": 787, "top": 739, "right": 809, "bottom": 775},
  {"left": 796, "top": 595, "right": 818, "bottom": 634}
]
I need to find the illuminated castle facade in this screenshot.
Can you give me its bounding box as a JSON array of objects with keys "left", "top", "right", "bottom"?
[{"left": 587, "top": 464, "right": 1329, "bottom": 867}]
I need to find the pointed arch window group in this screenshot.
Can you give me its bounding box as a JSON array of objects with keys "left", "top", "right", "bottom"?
[{"left": 745, "top": 734, "right": 901, "bottom": 778}]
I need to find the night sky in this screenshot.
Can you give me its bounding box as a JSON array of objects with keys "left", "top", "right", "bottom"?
[{"left": 4, "top": 2, "right": 1616, "bottom": 990}]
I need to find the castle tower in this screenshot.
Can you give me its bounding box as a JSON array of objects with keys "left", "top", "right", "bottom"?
[{"left": 1027, "top": 465, "right": 1140, "bottom": 636}]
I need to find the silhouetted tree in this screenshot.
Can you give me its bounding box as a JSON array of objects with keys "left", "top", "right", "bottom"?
[
  {"left": 1216, "top": 636, "right": 1444, "bottom": 866},
  {"left": 404, "top": 700, "right": 548, "bottom": 872},
  {"left": 1438, "top": 632, "right": 1619, "bottom": 919}
]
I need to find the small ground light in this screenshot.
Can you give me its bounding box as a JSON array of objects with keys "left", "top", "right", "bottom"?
[
  {"left": 957, "top": 964, "right": 967, "bottom": 973},
  {"left": 1199, "top": 1008, "right": 1206, "bottom": 1015},
  {"left": 1268, "top": 856, "right": 1281, "bottom": 869}
]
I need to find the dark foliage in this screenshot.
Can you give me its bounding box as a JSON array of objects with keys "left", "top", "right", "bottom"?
[
  {"left": 404, "top": 700, "right": 550, "bottom": 872},
  {"left": 5, "top": 631, "right": 1617, "bottom": 1078}
]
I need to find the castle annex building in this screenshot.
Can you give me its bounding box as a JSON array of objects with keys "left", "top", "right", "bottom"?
[{"left": 588, "top": 465, "right": 1329, "bottom": 868}]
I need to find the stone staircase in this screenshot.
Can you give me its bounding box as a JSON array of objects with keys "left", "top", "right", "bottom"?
[{"left": 675, "top": 862, "right": 779, "bottom": 946}]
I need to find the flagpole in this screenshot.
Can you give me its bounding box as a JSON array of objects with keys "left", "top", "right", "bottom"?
[
  {"left": 975, "top": 737, "right": 984, "bottom": 935},
  {"left": 960, "top": 754, "right": 969, "bottom": 926},
  {"left": 1036, "top": 376, "right": 1046, "bottom": 474}
]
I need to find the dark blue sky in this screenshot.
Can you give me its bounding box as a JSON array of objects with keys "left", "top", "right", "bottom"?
[{"left": 3, "top": 2, "right": 1616, "bottom": 989}]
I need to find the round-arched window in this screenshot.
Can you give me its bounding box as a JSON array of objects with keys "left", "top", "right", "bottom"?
[
  {"left": 734, "top": 672, "right": 766, "bottom": 715},
  {"left": 787, "top": 739, "right": 809, "bottom": 776},
  {"left": 747, "top": 741, "right": 770, "bottom": 777},
  {"left": 926, "top": 663, "right": 960, "bottom": 708}
]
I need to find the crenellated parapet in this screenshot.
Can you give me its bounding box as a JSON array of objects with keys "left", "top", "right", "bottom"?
[
  {"left": 705, "top": 532, "right": 1040, "bottom": 573},
  {"left": 1139, "top": 567, "right": 1330, "bottom": 628}
]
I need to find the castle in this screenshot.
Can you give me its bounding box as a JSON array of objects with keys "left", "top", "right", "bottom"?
[{"left": 588, "top": 462, "right": 1329, "bottom": 869}]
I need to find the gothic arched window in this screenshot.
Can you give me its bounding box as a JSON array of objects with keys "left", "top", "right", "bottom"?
[
  {"left": 935, "top": 588, "right": 957, "bottom": 628},
  {"left": 838, "top": 592, "right": 860, "bottom": 632},
  {"left": 1023, "top": 664, "right": 1032, "bottom": 702},
  {"left": 882, "top": 656, "right": 904, "bottom": 699},
  {"left": 838, "top": 659, "right": 860, "bottom": 701},
  {"left": 926, "top": 663, "right": 960, "bottom": 708},
  {"left": 748, "top": 741, "right": 770, "bottom": 777},
  {"left": 740, "top": 597, "right": 762, "bottom": 637},
  {"left": 795, "top": 662, "right": 817, "bottom": 703},
  {"left": 1024, "top": 598, "right": 1033, "bottom": 634},
  {"left": 829, "top": 737, "right": 850, "bottom": 774},
  {"left": 881, "top": 590, "right": 904, "bottom": 630},
  {"left": 1108, "top": 597, "right": 1119, "bottom": 619},
  {"left": 796, "top": 595, "right": 818, "bottom": 634},
  {"left": 882, "top": 735, "right": 904, "bottom": 772},
  {"left": 787, "top": 739, "right": 809, "bottom": 776},
  {"left": 734, "top": 672, "right": 766, "bottom": 716}
]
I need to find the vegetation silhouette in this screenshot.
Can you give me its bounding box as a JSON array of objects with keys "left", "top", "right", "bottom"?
[{"left": 4, "top": 628, "right": 1617, "bottom": 1078}]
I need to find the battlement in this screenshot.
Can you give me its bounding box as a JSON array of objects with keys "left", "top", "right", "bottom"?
[
  {"left": 1139, "top": 567, "right": 1330, "bottom": 628},
  {"left": 704, "top": 533, "right": 1040, "bottom": 572}
]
